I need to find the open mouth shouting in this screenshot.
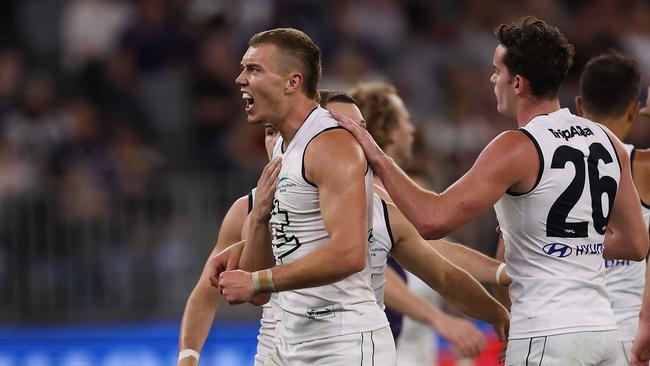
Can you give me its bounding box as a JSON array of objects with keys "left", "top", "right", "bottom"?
[{"left": 243, "top": 92, "right": 255, "bottom": 113}]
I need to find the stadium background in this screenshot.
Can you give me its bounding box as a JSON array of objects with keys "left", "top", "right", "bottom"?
[{"left": 0, "top": 0, "right": 649, "bottom": 365}]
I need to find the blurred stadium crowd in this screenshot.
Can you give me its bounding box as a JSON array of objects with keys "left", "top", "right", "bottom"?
[{"left": 1, "top": 0, "right": 650, "bottom": 324}]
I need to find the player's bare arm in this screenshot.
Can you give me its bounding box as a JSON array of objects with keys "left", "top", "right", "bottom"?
[
  {"left": 599, "top": 127, "right": 649, "bottom": 261},
  {"left": 218, "top": 130, "right": 369, "bottom": 302},
  {"left": 386, "top": 201, "right": 510, "bottom": 341},
  {"left": 379, "top": 130, "right": 536, "bottom": 239},
  {"left": 265, "top": 129, "right": 368, "bottom": 288},
  {"left": 492, "top": 237, "right": 512, "bottom": 311},
  {"left": 239, "top": 158, "right": 281, "bottom": 272},
  {"left": 628, "top": 86, "right": 650, "bottom": 365},
  {"left": 428, "top": 239, "right": 511, "bottom": 286},
  {"left": 335, "top": 109, "right": 536, "bottom": 239},
  {"left": 383, "top": 266, "right": 487, "bottom": 358},
  {"left": 630, "top": 144, "right": 650, "bottom": 366},
  {"left": 178, "top": 195, "right": 248, "bottom": 366},
  {"left": 383, "top": 266, "right": 434, "bottom": 324},
  {"left": 374, "top": 183, "right": 510, "bottom": 286},
  {"left": 632, "top": 268, "right": 650, "bottom": 365}
]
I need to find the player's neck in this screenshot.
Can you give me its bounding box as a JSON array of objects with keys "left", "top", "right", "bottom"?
[
  {"left": 584, "top": 114, "right": 629, "bottom": 140},
  {"left": 516, "top": 98, "right": 561, "bottom": 127},
  {"left": 276, "top": 96, "right": 318, "bottom": 147}
]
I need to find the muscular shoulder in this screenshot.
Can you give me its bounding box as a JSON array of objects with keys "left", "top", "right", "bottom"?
[
  {"left": 632, "top": 149, "right": 650, "bottom": 203},
  {"left": 303, "top": 128, "right": 367, "bottom": 186},
  {"left": 231, "top": 194, "right": 250, "bottom": 217},
  {"left": 215, "top": 194, "right": 249, "bottom": 250},
  {"left": 488, "top": 129, "right": 538, "bottom": 155},
  {"left": 473, "top": 130, "right": 539, "bottom": 168},
  {"left": 306, "top": 128, "right": 365, "bottom": 158},
  {"left": 473, "top": 130, "right": 539, "bottom": 193}
]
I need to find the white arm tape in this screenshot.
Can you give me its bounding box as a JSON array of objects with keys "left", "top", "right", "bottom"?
[
  {"left": 178, "top": 349, "right": 200, "bottom": 362},
  {"left": 496, "top": 262, "right": 506, "bottom": 287}
]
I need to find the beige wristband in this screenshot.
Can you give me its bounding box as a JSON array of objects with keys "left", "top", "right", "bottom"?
[{"left": 252, "top": 269, "right": 275, "bottom": 294}]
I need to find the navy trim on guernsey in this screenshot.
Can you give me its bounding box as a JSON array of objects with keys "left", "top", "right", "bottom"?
[
  {"left": 360, "top": 332, "right": 364, "bottom": 365},
  {"left": 506, "top": 129, "right": 544, "bottom": 196},
  {"left": 247, "top": 191, "right": 253, "bottom": 214},
  {"left": 597, "top": 125, "right": 622, "bottom": 174},
  {"left": 371, "top": 330, "right": 375, "bottom": 366},
  {"left": 539, "top": 336, "right": 547, "bottom": 366},
  {"left": 302, "top": 126, "right": 345, "bottom": 187},
  {"left": 281, "top": 106, "right": 319, "bottom": 154},
  {"left": 623, "top": 341, "right": 631, "bottom": 364},
  {"left": 381, "top": 198, "right": 406, "bottom": 340},
  {"left": 525, "top": 338, "right": 533, "bottom": 365},
  {"left": 381, "top": 199, "right": 395, "bottom": 247},
  {"left": 523, "top": 336, "right": 548, "bottom": 365}
]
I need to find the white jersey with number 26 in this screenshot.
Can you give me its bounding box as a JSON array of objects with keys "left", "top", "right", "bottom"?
[{"left": 495, "top": 108, "right": 620, "bottom": 339}]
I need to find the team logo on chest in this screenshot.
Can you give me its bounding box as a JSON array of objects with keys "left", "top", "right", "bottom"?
[
  {"left": 270, "top": 198, "right": 301, "bottom": 263},
  {"left": 277, "top": 173, "right": 296, "bottom": 193}
]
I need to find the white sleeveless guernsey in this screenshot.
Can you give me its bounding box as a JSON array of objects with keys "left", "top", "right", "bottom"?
[
  {"left": 269, "top": 106, "right": 387, "bottom": 344},
  {"left": 368, "top": 193, "right": 395, "bottom": 309},
  {"left": 255, "top": 191, "right": 394, "bottom": 364},
  {"left": 603, "top": 143, "right": 650, "bottom": 342},
  {"left": 495, "top": 108, "right": 620, "bottom": 339}
]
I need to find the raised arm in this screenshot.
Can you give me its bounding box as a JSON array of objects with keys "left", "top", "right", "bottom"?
[
  {"left": 383, "top": 266, "right": 487, "bottom": 358},
  {"left": 334, "top": 109, "right": 535, "bottom": 239},
  {"left": 373, "top": 183, "right": 510, "bottom": 286},
  {"left": 178, "top": 195, "right": 248, "bottom": 366},
  {"left": 218, "top": 130, "right": 370, "bottom": 302},
  {"left": 386, "top": 201, "right": 510, "bottom": 341}
]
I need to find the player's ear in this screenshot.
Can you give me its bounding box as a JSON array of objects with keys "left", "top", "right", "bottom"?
[
  {"left": 627, "top": 101, "right": 640, "bottom": 124},
  {"left": 513, "top": 75, "right": 525, "bottom": 96},
  {"left": 575, "top": 96, "right": 585, "bottom": 117},
  {"left": 285, "top": 72, "right": 304, "bottom": 95}
]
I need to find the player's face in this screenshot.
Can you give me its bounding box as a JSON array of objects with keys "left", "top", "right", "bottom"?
[
  {"left": 236, "top": 44, "right": 287, "bottom": 125},
  {"left": 325, "top": 101, "right": 366, "bottom": 128},
  {"left": 387, "top": 93, "right": 415, "bottom": 164},
  {"left": 264, "top": 123, "right": 279, "bottom": 160},
  {"left": 490, "top": 44, "right": 517, "bottom": 118}
]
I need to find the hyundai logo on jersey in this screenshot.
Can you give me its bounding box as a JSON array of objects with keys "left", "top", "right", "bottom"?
[{"left": 543, "top": 243, "right": 573, "bottom": 258}]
